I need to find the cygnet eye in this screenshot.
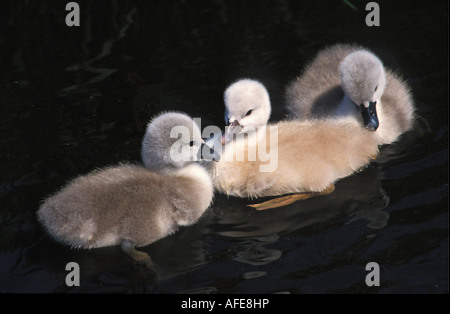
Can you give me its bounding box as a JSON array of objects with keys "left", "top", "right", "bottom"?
[
  {"left": 374, "top": 85, "right": 378, "bottom": 92},
  {"left": 245, "top": 109, "right": 253, "bottom": 117},
  {"left": 189, "top": 140, "right": 195, "bottom": 147}
]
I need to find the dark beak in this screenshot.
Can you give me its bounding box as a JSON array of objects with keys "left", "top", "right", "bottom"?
[
  {"left": 360, "top": 101, "right": 379, "bottom": 131},
  {"left": 225, "top": 120, "right": 240, "bottom": 136},
  {"left": 228, "top": 120, "right": 240, "bottom": 128},
  {"left": 198, "top": 143, "right": 220, "bottom": 162},
  {"left": 223, "top": 120, "right": 241, "bottom": 144},
  {"left": 224, "top": 109, "right": 229, "bottom": 125}
]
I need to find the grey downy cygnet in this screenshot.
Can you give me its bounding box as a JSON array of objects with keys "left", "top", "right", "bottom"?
[
  {"left": 285, "top": 43, "right": 415, "bottom": 146},
  {"left": 37, "top": 112, "right": 217, "bottom": 271}
]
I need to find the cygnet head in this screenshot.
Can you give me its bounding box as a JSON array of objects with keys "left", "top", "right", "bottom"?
[
  {"left": 339, "top": 50, "right": 386, "bottom": 131},
  {"left": 224, "top": 78, "right": 271, "bottom": 133},
  {"left": 141, "top": 112, "right": 218, "bottom": 172}
]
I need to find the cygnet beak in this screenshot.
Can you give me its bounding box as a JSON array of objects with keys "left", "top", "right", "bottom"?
[
  {"left": 226, "top": 120, "right": 240, "bottom": 132},
  {"left": 197, "top": 142, "right": 221, "bottom": 162},
  {"left": 360, "top": 101, "right": 379, "bottom": 131},
  {"left": 224, "top": 120, "right": 241, "bottom": 144}
]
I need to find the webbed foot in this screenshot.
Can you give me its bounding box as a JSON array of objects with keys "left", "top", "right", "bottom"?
[
  {"left": 121, "top": 240, "right": 157, "bottom": 272},
  {"left": 248, "top": 184, "right": 335, "bottom": 210}
]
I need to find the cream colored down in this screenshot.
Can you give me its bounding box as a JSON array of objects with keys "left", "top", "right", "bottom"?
[{"left": 211, "top": 118, "right": 379, "bottom": 198}]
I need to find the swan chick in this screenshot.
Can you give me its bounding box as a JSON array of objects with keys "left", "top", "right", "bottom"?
[
  {"left": 339, "top": 50, "right": 386, "bottom": 131},
  {"left": 285, "top": 44, "right": 414, "bottom": 145},
  {"left": 211, "top": 118, "right": 379, "bottom": 208},
  {"left": 223, "top": 78, "right": 271, "bottom": 142},
  {"left": 37, "top": 112, "right": 216, "bottom": 271}
]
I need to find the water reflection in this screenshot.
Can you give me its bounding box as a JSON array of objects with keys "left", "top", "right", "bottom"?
[
  {"left": 212, "top": 163, "right": 389, "bottom": 266},
  {"left": 60, "top": 5, "right": 138, "bottom": 95}
]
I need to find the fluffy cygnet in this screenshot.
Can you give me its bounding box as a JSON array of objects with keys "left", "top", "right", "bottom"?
[
  {"left": 37, "top": 112, "right": 215, "bottom": 270},
  {"left": 285, "top": 43, "right": 415, "bottom": 145},
  {"left": 223, "top": 78, "right": 271, "bottom": 142},
  {"left": 211, "top": 118, "right": 379, "bottom": 210}
]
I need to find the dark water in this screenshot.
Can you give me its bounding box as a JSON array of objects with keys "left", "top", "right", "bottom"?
[{"left": 0, "top": 0, "right": 448, "bottom": 294}]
